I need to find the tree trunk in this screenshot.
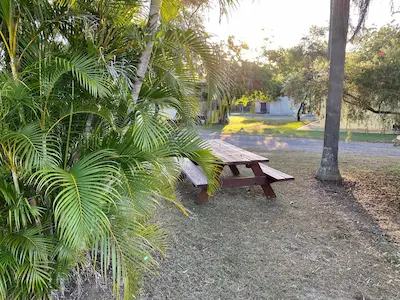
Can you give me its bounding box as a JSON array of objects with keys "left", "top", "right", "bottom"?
[
  {"left": 131, "top": 0, "right": 162, "bottom": 105},
  {"left": 85, "top": 114, "right": 93, "bottom": 136},
  {"left": 317, "top": 0, "right": 350, "bottom": 181},
  {"left": 10, "top": 56, "right": 18, "bottom": 80},
  {"left": 327, "top": 0, "right": 334, "bottom": 60},
  {"left": 297, "top": 102, "right": 305, "bottom": 121}
]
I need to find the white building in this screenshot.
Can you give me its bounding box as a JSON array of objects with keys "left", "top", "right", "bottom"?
[{"left": 255, "top": 97, "right": 300, "bottom": 115}]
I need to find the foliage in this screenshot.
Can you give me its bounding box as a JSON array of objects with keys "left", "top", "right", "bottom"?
[
  {"left": 204, "top": 116, "right": 396, "bottom": 142},
  {"left": 235, "top": 91, "right": 272, "bottom": 116},
  {"left": 221, "top": 36, "right": 282, "bottom": 99},
  {"left": 274, "top": 24, "right": 400, "bottom": 123},
  {"left": 207, "top": 36, "right": 282, "bottom": 122},
  {"left": 345, "top": 25, "right": 400, "bottom": 121},
  {"left": 0, "top": 0, "right": 228, "bottom": 298}
]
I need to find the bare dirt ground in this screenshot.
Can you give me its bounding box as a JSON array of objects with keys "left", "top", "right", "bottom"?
[
  {"left": 138, "top": 151, "right": 400, "bottom": 300},
  {"left": 61, "top": 151, "right": 400, "bottom": 300}
]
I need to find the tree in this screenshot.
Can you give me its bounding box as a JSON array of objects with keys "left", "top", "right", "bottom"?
[
  {"left": 344, "top": 25, "right": 400, "bottom": 119},
  {"left": 263, "top": 26, "right": 328, "bottom": 120},
  {"left": 131, "top": 0, "right": 239, "bottom": 105},
  {"left": 210, "top": 36, "right": 282, "bottom": 122},
  {"left": 131, "top": 0, "right": 162, "bottom": 105},
  {"left": 0, "top": 0, "right": 233, "bottom": 298},
  {"left": 316, "top": 0, "right": 374, "bottom": 181},
  {"left": 283, "top": 23, "right": 400, "bottom": 124},
  {"left": 316, "top": 0, "right": 350, "bottom": 181}
]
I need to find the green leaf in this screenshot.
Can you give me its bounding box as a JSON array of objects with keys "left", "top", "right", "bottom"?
[{"left": 31, "top": 150, "right": 120, "bottom": 249}]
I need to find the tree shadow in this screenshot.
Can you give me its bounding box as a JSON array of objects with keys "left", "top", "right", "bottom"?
[{"left": 315, "top": 178, "right": 400, "bottom": 265}]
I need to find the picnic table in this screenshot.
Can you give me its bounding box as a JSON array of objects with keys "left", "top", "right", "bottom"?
[{"left": 177, "top": 139, "right": 294, "bottom": 204}]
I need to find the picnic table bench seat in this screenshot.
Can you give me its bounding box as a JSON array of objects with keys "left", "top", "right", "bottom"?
[
  {"left": 258, "top": 163, "right": 294, "bottom": 182},
  {"left": 177, "top": 158, "right": 207, "bottom": 187}
]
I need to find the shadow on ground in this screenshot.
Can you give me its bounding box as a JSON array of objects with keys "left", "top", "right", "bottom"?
[{"left": 139, "top": 151, "right": 400, "bottom": 300}]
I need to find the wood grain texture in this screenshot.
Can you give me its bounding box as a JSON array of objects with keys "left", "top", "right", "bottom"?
[
  {"left": 207, "top": 139, "right": 269, "bottom": 164},
  {"left": 259, "top": 163, "right": 294, "bottom": 181},
  {"left": 177, "top": 158, "right": 208, "bottom": 187}
]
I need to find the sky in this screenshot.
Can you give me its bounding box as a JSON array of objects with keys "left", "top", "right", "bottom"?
[{"left": 204, "top": 0, "right": 400, "bottom": 59}]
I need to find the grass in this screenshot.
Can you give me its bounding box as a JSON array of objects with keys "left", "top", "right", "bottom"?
[
  {"left": 201, "top": 116, "right": 397, "bottom": 143},
  {"left": 138, "top": 151, "right": 400, "bottom": 300}
]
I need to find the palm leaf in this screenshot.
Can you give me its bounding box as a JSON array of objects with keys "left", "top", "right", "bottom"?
[
  {"left": 31, "top": 150, "right": 120, "bottom": 249},
  {"left": 41, "top": 55, "right": 112, "bottom": 99},
  {"left": 3, "top": 123, "right": 61, "bottom": 173}
]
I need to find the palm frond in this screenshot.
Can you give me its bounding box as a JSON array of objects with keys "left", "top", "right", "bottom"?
[
  {"left": 0, "top": 178, "right": 43, "bottom": 232},
  {"left": 42, "top": 55, "right": 112, "bottom": 99},
  {"left": 3, "top": 123, "right": 61, "bottom": 173},
  {"left": 31, "top": 150, "right": 120, "bottom": 249},
  {"left": 161, "top": 28, "right": 233, "bottom": 103},
  {"left": 128, "top": 109, "right": 172, "bottom": 151},
  {"left": 1, "top": 227, "right": 55, "bottom": 298},
  {"left": 167, "top": 128, "right": 221, "bottom": 193},
  {"left": 95, "top": 202, "right": 167, "bottom": 298},
  {"left": 0, "top": 75, "right": 40, "bottom": 127}
]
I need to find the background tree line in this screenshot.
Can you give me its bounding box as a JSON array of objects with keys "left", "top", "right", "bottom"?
[
  {"left": 282, "top": 24, "right": 400, "bottom": 125},
  {"left": 214, "top": 23, "right": 400, "bottom": 126}
]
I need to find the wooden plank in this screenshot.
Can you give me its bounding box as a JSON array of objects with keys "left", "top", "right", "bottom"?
[
  {"left": 220, "top": 176, "right": 268, "bottom": 188},
  {"left": 207, "top": 139, "right": 269, "bottom": 164},
  {"left": 177, "top": 158, "right": 208, "bottom": 187},
  {"left": 212, "top": 140, "right": 269, "bottom": 162},
  {"left": 260, "top": 164, "right": 294, "bottom": 180},
  {"left": 209, "top": 140, "right": 252, "bottom": 163},
  {"left": 208, "top": 140, "right": 245, "bottom": 162},
  {"left": 259, "top": 163, "right": 294, "bottom": 181},
  {"left": 216, "top": 140, "right": 269, "bottom": 161},
  {"left": 206, "top": 140, "right": 246, "bottom": 163},
  {"left": 207, "top": 143, "right": 238, "bottom": 163}
]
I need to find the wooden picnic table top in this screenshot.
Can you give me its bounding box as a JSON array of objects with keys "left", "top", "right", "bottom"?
[{"left": 207, "top": 139, "right": 269, "bottom": 165}]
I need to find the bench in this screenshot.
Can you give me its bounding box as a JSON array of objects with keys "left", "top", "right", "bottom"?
[
  {"left": 175, "top": 158, "right": 209, "bottom": 203},
  {"left": 176, "top": 155, "right": 294, "bottom": 203},
  {"left": 259, "top": 163, "right": 294, "bottom": 182},
  {"left": 177, "top": 158, "right": 208, "bottom": 187}
]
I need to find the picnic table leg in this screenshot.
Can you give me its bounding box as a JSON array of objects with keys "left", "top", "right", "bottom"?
[
  {"left": 228, "top": 165, "right": 240, "bottom": 176},
  {"left": 195, "top": 165, "right": 224, "bottom": 204},
  {"left": 196, "top": 188, "right": 209, "bottom": 204},
  {"left": 250, "top": 163, "right": 276, "bottom": 198}
]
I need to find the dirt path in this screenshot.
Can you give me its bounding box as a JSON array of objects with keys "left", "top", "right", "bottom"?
[
  {"left": 198, "top": 132, "right": 400, "bottom": 157},
  {"left": 139, "top": 151, "right": 400, "bottom": 300}
]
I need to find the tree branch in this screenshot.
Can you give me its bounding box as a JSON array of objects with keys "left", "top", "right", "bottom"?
[{"left": 343, "top": 91, "right": 400, "bottom": 115}]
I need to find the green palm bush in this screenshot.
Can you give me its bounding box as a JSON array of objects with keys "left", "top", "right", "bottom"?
[
  {"left": 0, "top": 59, "right": 220, "bottom": 299},
  {"left": 0, "top": 0, "right": 229, "bottom": 299}
]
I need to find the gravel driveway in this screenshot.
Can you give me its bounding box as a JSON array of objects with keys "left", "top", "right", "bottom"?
[{"left": 198, "top": 132, "right": 400, "bottom": 157}]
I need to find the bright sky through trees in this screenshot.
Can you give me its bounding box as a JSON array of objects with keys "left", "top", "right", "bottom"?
[{"left": 205, "top": 0, "right": 400, "bottom": 59}]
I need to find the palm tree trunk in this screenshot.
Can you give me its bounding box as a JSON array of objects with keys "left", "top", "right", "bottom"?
[
  {"left": 317, "top": 0, "right": 350, "bottom": 181},
  {"left": 11, "top": 168, "right": 21, "bottom": 195},
  {"left": 131, "top": 0, "right": 162, "bottom": 105},
  {"left": 327, "top": 0, "right": 334, "bottom": 59},
  {"left": 10, "top": 56, "right": 18, "bottom": 80}
]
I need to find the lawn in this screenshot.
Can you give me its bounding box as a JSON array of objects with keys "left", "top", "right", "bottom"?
[
  {"left": 69, "top": 150, "right": 400, "bottom": 300},
  {"left": 138, "top": 151, "right": 400, "bottom": 300},
  {"left": 201, "top": 116, "right": 397, "bottom": 143}
]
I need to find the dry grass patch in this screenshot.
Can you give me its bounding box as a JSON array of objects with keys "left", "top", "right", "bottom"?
[{"left": 139, "top": 150, "right": 400, "bottom": 300}]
